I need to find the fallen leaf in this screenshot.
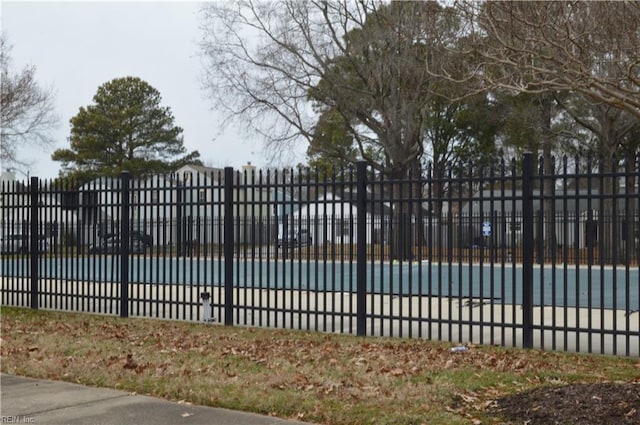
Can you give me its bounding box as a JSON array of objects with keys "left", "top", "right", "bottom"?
[{"left": 389, "top": 368, "right": 404, "bottom": 376}]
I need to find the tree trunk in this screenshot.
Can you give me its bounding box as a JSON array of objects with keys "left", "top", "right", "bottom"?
[
  {"left": 598, "top": 115, "right": 621, "bottom": 264},
  {"left": 599, "top": 158, "right": 616, "bottom": 264},
  {"left": 623, "top": 154, "right": 638, "bottom": 261},
  {"left": 540, "top": 95, "right": 556, "bottom": 262},
  {"left": 390, "top": 164, "right": 414, "bottom": 261}
]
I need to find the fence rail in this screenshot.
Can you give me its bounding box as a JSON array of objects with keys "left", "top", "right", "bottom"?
[{"left": 2, "top": 153, "right": 639, "bottom": 356}]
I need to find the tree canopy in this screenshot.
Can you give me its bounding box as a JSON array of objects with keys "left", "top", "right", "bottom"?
[
  {"left": 200, "top": 0, "right": 639, "bottom": 178},
  {"left": 452, "top": 1, "right": 640, "bottom": 119},
  {"left": 1, "top": 35, "right": 59, "bottom": 167},
  {"left": 200, "top": 1, "right": 469, "bottom": 178},
  {"left": 306, "top": 108, "right": 361, "bottom": 178},
  {"left": 52, "top": 76, "right": 200, "bottom": 183}
]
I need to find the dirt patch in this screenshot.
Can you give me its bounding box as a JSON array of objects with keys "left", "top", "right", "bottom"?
[{"left": 491, "top": 382, "right": 640, "bottom": 424}]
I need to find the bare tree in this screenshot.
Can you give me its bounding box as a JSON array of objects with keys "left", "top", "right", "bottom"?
[
  {"left": 199, "top": 0, "right": 333, "bottom": 164},
  {"left": 198, "top": 0, "right": 459, "bottom": 176},
  {"left": 199, "top": 0, "right": 463, "bottom": 260},
  {"left": 451, "top": 1, "right": 640, "bottom": 120},
  {"left": 1, "top": 35, "right": 58, "bottom": 166}
]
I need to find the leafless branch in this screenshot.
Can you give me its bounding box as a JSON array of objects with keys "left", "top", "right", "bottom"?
[
  {"left": 1, "top": 35, "right": 59, "bottom": 165},
  {"left": 198, "top": 0, "right": 456, "bottom": 174},
  {"left": 446, "top": 1, "right": 640, "bottom": 119}
]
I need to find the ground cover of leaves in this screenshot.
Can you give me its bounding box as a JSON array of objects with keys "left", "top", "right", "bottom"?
[{"left": 1, "top": 307, "right": 639, "bottom": 424}]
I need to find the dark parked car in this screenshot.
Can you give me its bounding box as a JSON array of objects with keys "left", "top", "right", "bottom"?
[
  {"left": 88, "top": 233, "right": 149, "bottom": 254},
  {"left": 96, "top": 222, "right": 153, "bottom": 248},
  {"left": 131, "top": 230, "right": 153, "bottom": 247},
  {"left": 0, "top": 234, "right": 49, "bottom": 254},
  {"left": 276, "top": 229, "right": 312, "bottom": 248}
]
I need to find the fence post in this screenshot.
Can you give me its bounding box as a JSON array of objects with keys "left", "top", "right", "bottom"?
[
  {"left": 176, "top": 183, "right": 183, "bottom": 257},
  {"left": 521, "top": 153, "right": 534, "bottom": 348},
  {"left": 30, "top": 176, "right": 39, "bottom": 310},
  {"left": 356, "top": 162, "right": 367, "bottom": 336},
  {"left": 224, "top": 167, "right": 234, "bottom": 326},
  {"left": 120, "top": 171, "right": 130, "bottom": 318}
]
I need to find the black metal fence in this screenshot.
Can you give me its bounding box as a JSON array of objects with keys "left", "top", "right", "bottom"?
[{"left": 1, "top": 153, "right": 639, "bottom": 356}]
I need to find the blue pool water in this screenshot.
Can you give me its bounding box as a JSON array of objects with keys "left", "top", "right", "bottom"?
[{"left": 2, "top": 257, "right": 638, "bottom": 310}]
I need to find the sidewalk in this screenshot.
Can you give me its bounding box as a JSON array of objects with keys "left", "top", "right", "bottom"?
[{"left": 1, "top": 374, "right": 312, "bottom": 425}]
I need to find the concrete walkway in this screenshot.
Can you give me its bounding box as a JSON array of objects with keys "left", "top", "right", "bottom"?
[{"left": 1, "top": 374, "right": 311, "bottom": 425}]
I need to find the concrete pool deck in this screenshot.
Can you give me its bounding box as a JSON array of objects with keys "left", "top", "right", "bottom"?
[{"left": 3, "top": 277, "right": 638, "bottom": 356}]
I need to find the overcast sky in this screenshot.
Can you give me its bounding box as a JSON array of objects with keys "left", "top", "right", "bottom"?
[{"left": 2, "top": 1, "right": 306, "bottom": 179}]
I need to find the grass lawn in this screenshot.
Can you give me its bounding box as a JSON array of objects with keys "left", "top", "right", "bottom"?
[{"left": 1, "top": 307, "right": 638, "bottom": 424}]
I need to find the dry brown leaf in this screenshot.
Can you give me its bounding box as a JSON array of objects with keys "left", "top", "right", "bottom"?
[{"left": 389, "top": 368, "right": 404, "bottom": 376}]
